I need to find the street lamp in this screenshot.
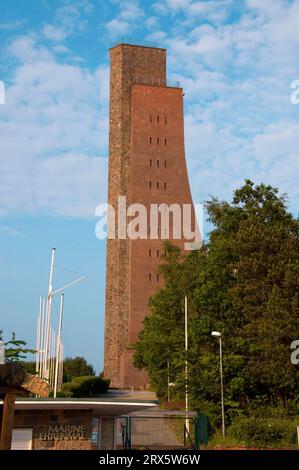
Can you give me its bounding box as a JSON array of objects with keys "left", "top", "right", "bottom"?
[{"left": 211, "top": 331, "right": 225, "bottom": 437}]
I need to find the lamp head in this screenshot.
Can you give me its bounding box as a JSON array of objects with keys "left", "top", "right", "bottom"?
[{"left": 211, "top": 331, "right": 221, "bottom": 338}]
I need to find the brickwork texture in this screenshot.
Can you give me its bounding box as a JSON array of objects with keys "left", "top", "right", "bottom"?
[{"left": 104, "top": 44, "right": 197, "bottom": 389}]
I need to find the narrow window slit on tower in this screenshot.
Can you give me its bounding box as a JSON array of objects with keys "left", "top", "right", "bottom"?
[
  {"left": 157, "top": 116, "right": 160, "bottom": 123},
  {"left": 150, "top": 137, "right": 152, "bottom": 144},
  {"left": 157, "top": 137, "right": 159, "bottom": 145},
  {"left": 149, "top": 273, "right": 152, "bottom": 282},
  {"left": 164, "top": 160, "right": 167, "bottom": 167},
  {"left": 150, "top": 115, "right": 152, "bottom": 123},
  {"left": 150, "top": 159, "right": 152, "bottom": 166},
  {"left": 164, "top": 182, "right": 167, "bottom": 189},
  {"left": 149, "top": 181, "right": 152, "bottom": 188},
  {"left": 157, "top": 160, "right": 159, "bottom": 167},
  {"left": 157, "top": 250, "right": 159, "bottom": 257},
  {"left": 164, "top": 138, "right": 167, "bottom": 146},
  {"left": 149, "top": 249, "right": 152, "bottom": 258},
  {"left": 157, "top": 182, "right": 159, "bottom": 189},
  {"left": 157, "top": 274, "right": 160, "bottom": 282}
]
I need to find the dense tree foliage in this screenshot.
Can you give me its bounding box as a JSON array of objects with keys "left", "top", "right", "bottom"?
[
  {"left": 0, "top": 330, "right": 35, "bottom": 362},
  {"left": 21, "top": 361, "right": 36, "bottom": 374},
  {"left": 63, "top": 356, "right": 95, "bottom": 382},
  {"left": 133, "top": 181, "right": 299, "bottom": 429}
]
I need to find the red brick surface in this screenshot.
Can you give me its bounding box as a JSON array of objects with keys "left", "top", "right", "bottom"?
[{"left": 104, "top": 44, "right": 197, "bottom": 389}]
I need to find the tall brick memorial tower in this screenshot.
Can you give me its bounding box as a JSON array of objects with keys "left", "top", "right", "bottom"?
[{"left": 104, "top": 43, "right": 198, "bottom": 389}]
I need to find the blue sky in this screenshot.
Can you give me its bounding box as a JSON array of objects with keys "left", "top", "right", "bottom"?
[{"left": 1, "top": 0, "right": 299, "bottom": 372}]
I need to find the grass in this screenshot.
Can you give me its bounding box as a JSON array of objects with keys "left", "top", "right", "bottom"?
[{"left": 207, "top": 433, "right": 246, "bottom": 449}]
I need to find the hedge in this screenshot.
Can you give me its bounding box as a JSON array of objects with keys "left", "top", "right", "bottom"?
[
  {"left": 56, "top": 375, "right": 110, "bottom": 398},
  {"left": 228, "top": 417, "right": 298, "bottom": 448}
]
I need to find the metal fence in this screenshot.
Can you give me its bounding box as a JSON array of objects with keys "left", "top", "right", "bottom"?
[
  {"left": 112, "top": 39, "right": 161, "bottom": 49},
  {"left": 132, "top": 77, "right": 180, "bottom": 89},
  {"left": 116, "top": 413, "right": 208, "bottom": 450}
]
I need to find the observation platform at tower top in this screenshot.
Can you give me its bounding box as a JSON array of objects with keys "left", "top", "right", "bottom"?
[
  {"left": 110, "top": 39, "right": 166, "bottom": 51},
  {"left": 110, "top": 41, "right": 181, "bottom": 89}
]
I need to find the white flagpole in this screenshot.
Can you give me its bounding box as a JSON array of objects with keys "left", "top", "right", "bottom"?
[
  {"left": 35, "top": 308, "right": 41, "bottom": 375},
  {"left": 44, "top": 248, "right": 56, "bottom": 380},
  {"left": 51, "top": 328, "right": 55, "bottom": 388},
  {"left": 38, "top": 296, "right": 43, "bottom": 376},
  {"left": 54, "top": 294, "right": 64, "bottom": 398},
  {"left": 43, "top": 298, "right": 49, "bottom": 378},
  {"left": 49, "top": 328, "right": 52, "bottom": 386},
  {"left": 50, "top": 328, "right": 53, "bottom": 388},
  {"left": 185, "top": 296, "right": 189, "bottom": 435},
  {"left": 59, "top": 343, "right": 64, "bottom": 390},
  {"left": 53, "top": 329, "right": 56, "bottom": 388},
  {"left": 40, "top": 298, "right": 44, "bottom": 377}
]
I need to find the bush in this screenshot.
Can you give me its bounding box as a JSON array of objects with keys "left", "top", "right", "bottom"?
[
  {"left": 0, "top": 363, "right": 25, "bottom": 387},
  {"left": 90, "top": 376, "right": 110, "bottom": 395},
  {"left": 48, "top": 390, "right": 65, "bottom": 398},
  {"left": 228, "top": 417, "right": 298, "bottom": 448},
  {"left": 60, "top": 375, "right": 110, "bottom": 398}
]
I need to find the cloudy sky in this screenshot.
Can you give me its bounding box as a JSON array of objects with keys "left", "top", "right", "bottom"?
[{"left": 1, "top": 0, "right": 299, "bottom": 371}]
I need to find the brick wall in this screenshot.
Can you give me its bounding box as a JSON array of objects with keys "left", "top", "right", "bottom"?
[
  {"left": 104, "top": 44, "right": 197, "bottom": 389},
  {"left": 13, "top": 409, "right": 93, "bottom": 450},
  {"left": 104, "top": 44, "right": 167, "bottom": 389}
]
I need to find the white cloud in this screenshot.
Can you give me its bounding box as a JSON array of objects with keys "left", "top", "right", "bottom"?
[
  {"left": 51, "top": 45, "right": 71, "bottom": 55},
  {"left": 153, "top": 0, "right": 231, "bottom": 23},
  {"left": 167, "top": 0, "right": 192, "bottom": 10},
  {"left": 0, "top": 225, "right": 22, "bottom": 236},
  {"left": 2, "top": 0, "right": 299, "bottom": 221},
  {"left": 152, "top": 2, "right": 168, "bottom": 15},
  {"left": 0, "top": 20, "right": 24, "bottom": 30},
  {"left": 41, "top": 0, "right": 94, "bottom": 42},
  {"left": 42, "top": 25, "right": 67, "bottom": 42},
  {"left": 0, "top": 37, "right": 109, "bottom": 218},
  {"left": 156, "top": 0, "right": 299, "bottom": 212},
  {"left": 106, "top": 0, "right": 144, "bottom": 37}
]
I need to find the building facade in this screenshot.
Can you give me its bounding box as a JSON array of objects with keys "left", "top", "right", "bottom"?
[
  {"left": 7, "top": 398, "right": 157, "bottom": 450},
  {"left": 104, "top": 43, "right": 198, "bottom": 389}
]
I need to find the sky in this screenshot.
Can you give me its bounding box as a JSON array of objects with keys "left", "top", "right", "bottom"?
[{"left": 0, "top": 0, "right": 299, "bottom": 373}]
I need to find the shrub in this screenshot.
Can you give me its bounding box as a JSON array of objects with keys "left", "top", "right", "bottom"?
[
  {"left": 0, "top": 363, "right": 25, "bottom": 387},
  {"left": 90, "top": 376, "right": 110, "bottom": 395},
  {"left": 228, "top": 417, "right": 298, "bottom": 448},
  {"left": 60, "top": 375, "right": 110, "bottom": 398},
  {"left": 48, "top": 390, "right": 65, "bottom": 398}
]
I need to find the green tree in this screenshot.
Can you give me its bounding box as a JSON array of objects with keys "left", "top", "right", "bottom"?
[
  {"left": 63, "top": 356, "right": 95, "bottom": 382},
  {"left": 133, "top": 180, "right": 299, "bottom": 428},
  {"left": 0, "top": 330, "right": 35, "bottom": 362},
  {"left": 133, "top": 242, "right": 203, "bottom": 399},
  {"left": 21, "top": 361, "right": 36, "bottom": 374}
]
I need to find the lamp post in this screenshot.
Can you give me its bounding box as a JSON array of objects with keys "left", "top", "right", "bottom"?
[
  {"left": 167, "top": 347, "right": 170, "bottom": 402},
  {"left": 184, "top": 296, "right": 189, "bottom": 436},
  {"left": 211, "top": 331, "right": 225, "bottom": 437}
]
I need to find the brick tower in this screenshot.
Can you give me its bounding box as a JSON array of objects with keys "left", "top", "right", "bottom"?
[{"left": 104, "top": 43, "right": 198, "bottom": 389}]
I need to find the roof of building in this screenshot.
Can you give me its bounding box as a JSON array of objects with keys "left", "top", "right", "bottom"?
[
  {"left": 0, "top": 396, "right": 159, "bottom": 416},
  {"left": 110, "top": 41, "right": 166, "bottom": 51}
]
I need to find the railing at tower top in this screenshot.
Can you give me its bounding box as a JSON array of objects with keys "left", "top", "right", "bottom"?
[
  {"left": 132, "top": 77, "right": 181, "bottom": 89},
  {"left": 112, "top": 39, "right": 161, "bottom": 49}
]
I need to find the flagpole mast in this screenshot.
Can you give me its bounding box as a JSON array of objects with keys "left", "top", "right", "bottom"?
[
  {"left": 185, "top": 296, "right": 189, "bottom": 436},
  {"left": 44, "top": 248, "right": 56, "bottom": 380},
  {"left": 54, "top": 294, "right": 64, "bottom": 398},
  {"left": 35, "top": 298, "right": 41, "bottom": 375}
]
